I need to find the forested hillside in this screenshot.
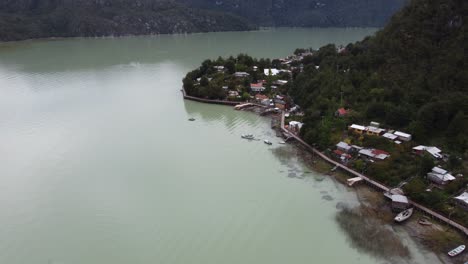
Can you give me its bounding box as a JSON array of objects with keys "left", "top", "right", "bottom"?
[
  {"left": 292, "top": 0, "right": 467, "bottom": 154},
  {"left": 0, "top": 0, "right": 254, "bottom": 41},
  {"left": 176, "top": 0, "right": 407, "bottom": 27}
]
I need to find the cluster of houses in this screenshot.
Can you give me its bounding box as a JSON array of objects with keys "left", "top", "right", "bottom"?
[
  {"left": 334, "top": 141, "right": 390, "bottom": 164},
  {"left": 349, "top": 122, "right": 412, "bottom": 143}
]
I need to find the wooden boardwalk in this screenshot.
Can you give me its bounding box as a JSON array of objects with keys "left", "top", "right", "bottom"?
[
  {"left": 280, "top": 112, "right": 468, "bottom": 236},
  {"left": 181, "top": 89, "right": 243, "bottom": 106}
]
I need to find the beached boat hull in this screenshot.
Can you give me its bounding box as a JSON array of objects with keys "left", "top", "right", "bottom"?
[
  {"left": 394, "top": 208, "right": 413, "bottom": 223},
  {"left": 448, "top": 245, "right": 465, "bottom": 257}
]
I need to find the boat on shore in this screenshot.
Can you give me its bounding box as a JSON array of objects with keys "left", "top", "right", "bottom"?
[
  {"left": 448, "top": 245, "right": 465, "bottom": 257},
  {"left": 418, "top": 218, "right": 432, "bottom": 226},
  {"left": 394, "top": 208, "right": 413, "bottom": 223},
  {"left": 264, "top": 139, "right": 272, "bottom": 145}
]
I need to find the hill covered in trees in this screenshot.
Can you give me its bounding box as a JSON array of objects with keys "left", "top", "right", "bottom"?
[
  {"left": 0, "top": 0, "right": 254, "bottom": 41},
  {"left": 0, "top": 0, "right": 408, "bottom": 41},
  {"left": 176, "top": 0, "right": 407, "bottom": 27},
  {"left": 292, "top": 0, "right": 467, "bottom": 154}
]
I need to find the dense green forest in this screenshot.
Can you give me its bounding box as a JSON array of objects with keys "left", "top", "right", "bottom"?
[
  {"left": 0, "top": 0, "right": 254, "bottom": 41},
  {"left": 291, "top": 0, "right": 467, "bottom": 154},
  {"left": 0, "top": 0, "right": 408, "bottom": 41},
  {"left": 177, "top": 0, "right": 407, "bottom": 27}
]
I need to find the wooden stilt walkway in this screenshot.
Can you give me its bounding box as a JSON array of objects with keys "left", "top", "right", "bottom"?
[{"left": 280, "top": 112, "right": 468, "bottom": 236}]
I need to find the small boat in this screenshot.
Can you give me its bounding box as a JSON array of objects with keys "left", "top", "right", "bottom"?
[
  {"left": 394, "top": 208, "right": 413, "bottom": 223},
  {"left": 241, "top": 134, "right": 255, "bottom": 140},
  {"left": 448, "top": 245, "right": 465, "bottom": 257},
  {"left": 188, "top": 118, "right": 196, "bottom": 121},
  {"left": 279, "top": 141, "right": 286, "bottom": 144},
  {"left": 264, "top": 139, "right": 272, "bottom": 145},
  {"left": 418, "top": 218, "right": 432, "bottom": 226}
]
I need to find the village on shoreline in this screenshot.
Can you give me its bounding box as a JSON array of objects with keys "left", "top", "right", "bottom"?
[{"left": 181, "top": 49, "right": 468, "bottom": 261}]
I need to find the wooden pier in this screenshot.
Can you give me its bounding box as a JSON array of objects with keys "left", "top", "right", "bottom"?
[{"left": 280, "top": 112, "right": 468, "bottom": 236}]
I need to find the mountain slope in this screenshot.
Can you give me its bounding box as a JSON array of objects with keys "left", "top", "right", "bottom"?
[
  {"left": 176, "top": 0, "right": 408, "bottom": 27},
  {"left": 290, "top": 0, "right": 467, "bottom": 154},
  {"left": 0, "top": 0, "right": 254, "bottom": 41}
]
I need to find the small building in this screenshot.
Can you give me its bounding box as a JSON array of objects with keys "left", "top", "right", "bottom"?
[
  {"left": 214, "top": 65, "right": 225, "bottom": 71},
  {"left": 222, "top": 86, "right": 228, "bottom": 90},
  {"left": 394, "top": 131, "right": 412, "bottom": 141},
  {"left": 427, "top": 167, "right": 455, "bottom": 185},
  {"left": 234, "top": 72, "right": 250, "bottom": 78},
  {"left": 250, "top": 83, "right": 265, "bottom": 92},
  {"left": 264, "top": 68, "right": 280, "bottom": 76},
  {"left": 382, "top": 133, "right": 398, "bottom": 141},
  {"left": 454, "top": 192, "right": 468, "bottom": 211},
  {"left": 412, "top": 145, "right": 442, "bottom": 159},
  {"left": 274, "top": 80, "right": 288, "bottom": 86},
  {"left": 289, "top": 121, "right": 303, "bottom": 133},
  {"left": 228, "top": 91, "right": 239, "bottom": 97},
  {"left": 391, "top": 195, "right": 410, "bottom": 212},
  {"left": 366, "top": 126, "right": 384, "bottom": 136},
  {"left": 333, "top": 149, "right": 352, "bottom": 163},
  {"left": 358, "top": 148, "right": 390, "bottom": 160},
  {"left": 274, "top": 99, "right": 287, "bottom": 110},
  {"left": 336, "top": 108, "right": 348, "bottom": 117},
  {"left": 255, "top": 94, "right": 269, "bottom": 101},
  {"left": 369, "top": 121, "right": 380, "bottom": 128},
  {"left": 336, "top": 142, "right": 352, "bottom": 153},
  {"left": 349, "top": 124, "right": 366, "bottom": 134}
]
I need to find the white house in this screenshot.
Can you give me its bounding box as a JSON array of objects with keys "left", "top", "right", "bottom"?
[
  {"left": 427, "top": 166, "right": 455, "bottom": 185},
  {"left": 382, "top": 133, "right": 398, "bottom": 141},
  {"left": 412, "top": 145, "right": 442, "bottom": 159},
  {"left": 264, "top": 68, "right": 280, "bottom": 76},
  {"left": 336, "top": 142, "right": 352, "bottom": 153},
  {"left": 394, "top": 131, "right": 412, "bottom": 141},
  {"left": 391, "top": 195, "right": 410, "bottom": 211},
  {"left": 454, "top": 192, "right": 468, "bottom": 211},
  {"left": 234, "top": 72, "right": 250, "bottom": 78}
]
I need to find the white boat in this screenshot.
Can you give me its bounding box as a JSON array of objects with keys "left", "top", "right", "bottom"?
[
  {"left": 264, "top": 139, "right": 272, "bottom": 145},
  {"left": 448, "top": 245, "right": 465, "bottom": 257},
  {"left": 394, "top": 208, "right": 413, "bottom": 223}
]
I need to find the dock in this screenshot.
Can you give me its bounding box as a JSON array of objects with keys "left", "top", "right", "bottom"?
[{"left": 347, "top": 177, "right": 363, "bottom": 186}]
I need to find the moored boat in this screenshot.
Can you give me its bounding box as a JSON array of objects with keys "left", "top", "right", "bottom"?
[
  {"left": 241, "top": 134, "right": 254, "bottom": 140},
  {"left": 448, "top": 245, "right": 465, "bottom": 257},
  {"left": 264, "top": 139, "right": 272, "bottom": 145},
  {"left": 394, "top": 208, "right": 413, "bottom": 223}
]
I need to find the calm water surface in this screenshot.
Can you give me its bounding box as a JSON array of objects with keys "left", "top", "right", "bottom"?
[{"left": 0, "top": 28, "right": 441, "bottom": 264}]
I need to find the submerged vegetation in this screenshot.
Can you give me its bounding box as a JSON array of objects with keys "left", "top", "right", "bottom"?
[{"left": 336, "top": 206, "right": 410, "bottom": 259}]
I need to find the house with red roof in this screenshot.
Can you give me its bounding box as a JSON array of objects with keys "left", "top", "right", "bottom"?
[
  {"left": 250, "top": 82, "right": 265, "bottom": 92},
  {"left": 336, "top": 108, "right": 348, "bottom": 117}
]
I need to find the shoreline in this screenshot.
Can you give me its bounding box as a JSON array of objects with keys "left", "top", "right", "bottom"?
[
  {"left": 182, "top": 92, "right": 467, "bottom": 263},
  {"left": 0, "top": 27, "right": 380, "bottom": 44}
]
